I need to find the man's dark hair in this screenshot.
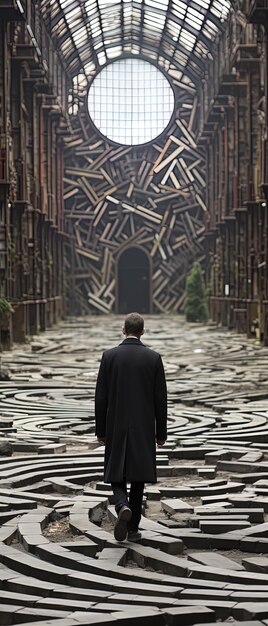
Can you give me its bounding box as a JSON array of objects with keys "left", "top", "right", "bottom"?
[{"left": 124, "top": 312, "right": 144, "bottom": 337}]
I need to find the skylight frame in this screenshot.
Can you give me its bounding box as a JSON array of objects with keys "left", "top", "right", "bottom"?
[
  {"left": 87, "top": 56, "right": 176, "bottom": 146},
  {"left": 40, "top": 0, "right": 232, "bottom": 88}
]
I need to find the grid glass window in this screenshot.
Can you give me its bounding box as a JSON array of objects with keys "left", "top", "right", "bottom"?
[{"left": 87, "top": 58, "right": 175, "bottom": 145}]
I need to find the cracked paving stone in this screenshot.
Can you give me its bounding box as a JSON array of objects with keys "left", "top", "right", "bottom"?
[{"left": 3, "top": 317, "right": 268, "bottom": 625}]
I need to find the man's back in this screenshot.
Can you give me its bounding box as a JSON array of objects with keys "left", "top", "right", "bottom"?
[
  {"left": 104, "top": 339, "right": 162, "bottom": 407},
  {"left": 95, "top": 337, "right": 167, "bottom": 483},
  {"left": 95, "top": 313, "right": 167, "bottom": 541}
]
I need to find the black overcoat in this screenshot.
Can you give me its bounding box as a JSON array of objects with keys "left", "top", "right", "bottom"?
[{"left": 95, "top": 338, "right": 167, "bottom": 483}]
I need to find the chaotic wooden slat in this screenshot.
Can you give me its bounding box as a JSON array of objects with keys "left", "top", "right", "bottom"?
[{"left": 64, "top": 93, "right": 207, "bottom": 314}]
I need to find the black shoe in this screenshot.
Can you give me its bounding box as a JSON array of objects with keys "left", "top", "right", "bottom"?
[
  {"left": 127, "top": 530, "right": 142, "bottom": 542},
  {"left": 114, "top": 505, "right": 132, "bottom": 541}
]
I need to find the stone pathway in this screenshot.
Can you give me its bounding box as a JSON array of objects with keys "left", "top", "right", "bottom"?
[{"left": 0, "top": 316, "right": 268, "bottom": 624}]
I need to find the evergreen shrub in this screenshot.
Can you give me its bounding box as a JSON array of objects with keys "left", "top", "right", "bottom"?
[{"left": 185, "top": 262, "right": 208, "bottom": 323}]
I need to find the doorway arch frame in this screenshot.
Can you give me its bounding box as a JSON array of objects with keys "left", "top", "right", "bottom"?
[{"left": 115, "top": 244, "right": 153, "bottom": 314}]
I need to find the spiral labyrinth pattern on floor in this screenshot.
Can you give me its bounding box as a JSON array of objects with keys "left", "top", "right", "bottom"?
[{"left": 1, "top": 317, "right": 268, "bottom": 625}]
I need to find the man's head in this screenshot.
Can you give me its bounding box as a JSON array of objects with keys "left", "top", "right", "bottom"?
[{"left": 123, "top": 312, "right": 144, "bottom": 338}]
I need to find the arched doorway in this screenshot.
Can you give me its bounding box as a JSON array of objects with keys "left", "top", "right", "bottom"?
[{"left": 116, "top": 247, "right": 152, "bottom": 314}]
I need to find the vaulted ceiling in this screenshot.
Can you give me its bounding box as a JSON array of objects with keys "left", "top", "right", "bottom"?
[{"left": 40, "top": 0, "right": 231, "bottom": 90}]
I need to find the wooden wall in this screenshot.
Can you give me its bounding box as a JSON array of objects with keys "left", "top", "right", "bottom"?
[
  {"left": 0, "top": 1, "right": 70, "bottom": 344},
  {"left": 198, "top": 1, "right": 268, "bottom": 343},
  {"left": 64, "top": 66, "right": 208, "bottom": 315}
]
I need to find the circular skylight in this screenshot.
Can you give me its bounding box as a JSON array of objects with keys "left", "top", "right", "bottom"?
[{"left": 87, "top": 58, "right": 175, "bottom": 146}]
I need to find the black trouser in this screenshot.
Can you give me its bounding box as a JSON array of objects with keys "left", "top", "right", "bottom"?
[{"left": 111, "top": 481, "right": 144, "bottom": 531}]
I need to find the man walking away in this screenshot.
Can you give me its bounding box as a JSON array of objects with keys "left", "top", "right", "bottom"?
[{"left": 95, "top": 312, "right": 167, "bottom": 542}]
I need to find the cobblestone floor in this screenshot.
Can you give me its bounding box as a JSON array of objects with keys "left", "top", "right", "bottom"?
[{"left": 0, "top": 316, "right": 268, "bottom": 625}]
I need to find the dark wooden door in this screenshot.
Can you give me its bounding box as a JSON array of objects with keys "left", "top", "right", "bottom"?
[{"left": 117, "top": 247, "right": 151, "bottom": 313}]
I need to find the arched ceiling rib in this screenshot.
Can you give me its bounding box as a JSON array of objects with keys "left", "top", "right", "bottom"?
[{"left": 40, "top": 0, "right": 231, "bottom": 87}]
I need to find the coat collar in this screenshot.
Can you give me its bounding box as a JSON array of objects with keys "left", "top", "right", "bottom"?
[{"left": 120, "top": 338, "right": 143, "bottom": 346}]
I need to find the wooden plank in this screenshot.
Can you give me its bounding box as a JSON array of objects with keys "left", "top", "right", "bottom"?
[
  {"left": 122, "top": 202, "right": 162, "bottom": 225},
  {"left": 152, "top": 137, "right": 172, "bottom": 172},
  {"left": 170, "top": 171, "right": 181, "bottom": 189},
  {"left": 189, "top": 96, "right": 198, "bottom": 133},
  {"left": 76, "top": 247, "right": 100, "bottom": 262},
  {"left": 65, "top": 168, "right": 104, "bottom": 180},
  {"left": 154, "top": 145, "right": 185, "bottom": 174},
  {"left": 63, "top": 187, "right": 79, "bottom": 200},
  {"left": 196, "top": 193, "right": 208, "bottom": 212}
]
